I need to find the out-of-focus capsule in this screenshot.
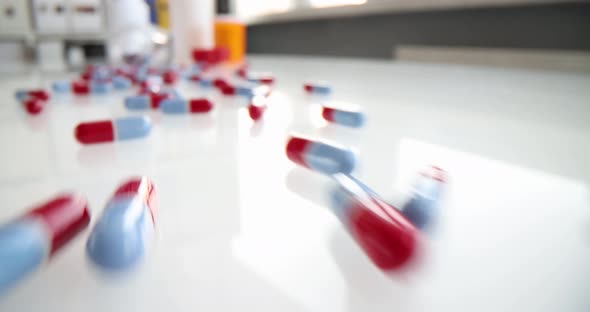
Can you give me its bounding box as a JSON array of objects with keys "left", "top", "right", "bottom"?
[
  {"left": 162, "top": 70, "right": 179, "bottom": 85},
  {"left": 70, "top": 81, "right": 111, "bottom": 95},
  {"left": 285, "top": 136, "right": 356, "bottom": 175},
  {"left": 248, "top": 96, "right": 267, "bottom": 121},
  {"left": 236, "top": 84, "right": 271, "bottom": 98},
  {"left": 124, "top": 95, "right": 151, "bottom": 110},
  {"left": 200, "top": 78, "right": 213, "bottom": 88},
  {"left": 90, "top": 81, "right": 113, "bottom": 94},
  {"left": 87, "top": 177, "right": 157, "bottom": 271},
  {"left": 322, "top": 106, "right": 366, "bottom": 128},
  {"left": 15, "top": 89, "right": 50, "bottom": 102},
  {"left": 213, "top": 78, "right": 228, "bottom": 89},
  {"left": 0, "top": 193, "right": 90, "bottom": 294},
  {"left": 74, "top": 116, "right": 152, "bottom": 144},
  {"left": 52, "top": 81, "right": 71, "bottom": 93},
  {"left": 401, "top": 166, "right": 446, "bottom": 230},
  {"left": 330, "top": 174, "right": 420, "bottom": 271},
  {"left": 247, "top": 73, "right": 275, "bottom": 85},
  {"left": 112, "top": 76, "right": 133, "bottom": 90},
  {"left": 150, "top": 91, "right": 173, "bottom": 109},
  {"left": 23, "top": 98, "right": 45, "bottom": 115},
  {"left": 304, "top": 82, "right": 331, "bottom": 95},
  {"left": 139, "top": 76, "right": 163, "bottom": 90},
  {"left": 188, "top": 74, "right": 201, "bottom": 82},
  {"left": 220, "top": 84, "right": 236, "bottom": 96},
  {"left": 161, "top": 98, "right": 213, "bottom": 114}
]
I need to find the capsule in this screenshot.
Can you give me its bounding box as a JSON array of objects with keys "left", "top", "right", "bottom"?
[
  {"left": 248, "top": 96, "right": 267, "bottom": 121},
  {"left": 87, "top": 177, "right": 157, "bottom": 271},
  {"left": 162, "top": 70, "right": 179, "bottom": 85},
  {"left": 23, "top": 98, "right": 45, "bottom": 115},
  {"left": 15, "top": 89, "right": 50, "bottom": 102},
  {"left": 0, "top": 193, "right": 90, "bottom": 294},
  {"left": 74, "top": 116, "right": 152, "bottom": 144},
  {"left": 285, "top": 136, "right": 356, "bottom": 175},
  {"left": 330, "top": 174, "right": 420, "bottom": 271},
  {"left": 112, "top": 75, "right": 133, "bottom": 90},
  {"left": 322, "top": 106, "right": 366, "bottom": 128},
  {"left": 247, "top": 73, "right": 275, "bottom": 85},
  {"left": 220, "top": 84, "right": 236, "bottom": 96},
  {"left": 401, "top": 166, "right": 446, "bottom": 230},
  {"left": 69, "top": 81, "right": 112, "bottom": 95},
  {"left": 236, "top": 85, "right": 271, "bottom": 98},
  {"left": 199, "top": 78, "right": 213, "bottom": 88},
  {"left": 161, "top": 98, "right": 213, "bottom": 114},
  {"left": 304, "top": 82, "right": 331, "bottom": 95}
]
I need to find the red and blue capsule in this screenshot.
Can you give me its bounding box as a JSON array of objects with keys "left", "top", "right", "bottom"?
[
  {"left": 0, "top": 193, "right": 90, "bottom": 294},
  {"left": 322, "top": 106, "right": 366, "bottom": 128},
  {"left": 161, "top": 98, "right": 214, "bottom": 114},
  {"left": 304, "top": 81, "right": 332, "bottom": 95},
  {"left": 74, "top": 116, "right": 152, "bottom": 144},
  {"left": 330, "top": 174, "right": 421, "bottom": 271},
  {"left": 286, "top": 136, "right": 356, "bottom": 175},
  {"left": 87, "top": 177, "right": 157, "bottom": 271}
]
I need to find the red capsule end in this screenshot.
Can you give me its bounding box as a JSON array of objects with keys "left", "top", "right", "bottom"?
[
  {"left": 24, "top": 98, "right": 45, "bottom": 115},
  {"left": 26, "top": 193, "right": 90, "bottom": 256},
  {"left": 150, "top": 91, "right": 172, "bottom": 109},
  {"left": 189, "top": 74, "right": 201, "bottom": 82},
  {"left": 162, "top": 70, "right": 179, "bottom": 85},
  {"left": 189, "top": 98, "right": 213, "bottom": 113},
  {"left": 304, "top": 84, "right": 313, "bottom": 93},
  {"left": 349, "top": 201, "right": 419, "bottom": 270},
  {"left": 113, "top": 177, "right": 158, "bottom": 224},
  {"left": 192, "top": 49, "right": 211, "bottom": 63},
  {"left": 74, "top": 120, "right": 115, "bottom": 144},
  {"left": 213, "top": 78, "right": 228, "bottom": 89},
  {"left": 72, "top": 81, "right": 90, "bottom": 95},
  {"left": 322, "top": 107, "right": 336, "bottom": 122},
  {"left": 260, "top": 76, "right": 275, "bottom": 85},
  {"left": 248, "top": 97, "right": 267, "bottom": 121},
  {"left": 221, "top": 85, "right": 236, "bottom": 96},
  {"left": 286, "top": 136, "right": 312, "bottom": 168},
  {"left": 29, "top": 89, "right": 50, "bottom": 101}
]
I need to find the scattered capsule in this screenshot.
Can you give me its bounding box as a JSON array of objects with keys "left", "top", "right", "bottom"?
[
  {"left": 285, "top": 136, "right": 356, "bottom": 175},
  {"left": 86, "top": 177, "right": 157, "bottom": 271},
  {"left": 401, "top": 166, "right": 446, "bottom": 230},
  {"left": 125, "top": 95, "right": 152, "bottom": 110},
  {"left": 213, "top": 78, "right": 228, "bottom": 89},
  {"left": 247, "top": 73, "right": 275, "bottom": 85},
  {"left": 199, "top": 78, "right": 213, "bottom": 88},
  {"left": 90, "top": 81, "right": 113, "bottom": 94},
  {"left": 161, "top": 98, "right": 213, "bottom": 114},
  {"left": 248, "top": 96, "right": 267, "bottom": 121},
  {"left": 112, "top": 75, "right": 133, "bottom": 90},
  {"left": 0, "top": 193, "right": 90, "bottom": 294},
  {"left": 304, "top": 82, "right": 331, "bottom": 95},
  {"left": 162, "top": 70, "right": 179, "bottom": 85},
  {"left": 322, "top": 106, "right": 366, "bottom": 128},
  {"left": 15, "top": 89, "right": 50, "bottom": 102},
  {"left": 330, "top": 174, "right": 420, "bottom": 271},
  {"left": 74, "top": 116, "right": 152, "bottom": 144},
  {"left": 23, "top": 98, "right": 45, "bottom": 115},
  {"left": 220, "top": 84, "right": 236, "bottom": 96},
  {"left": 69, "top": 81, "right": 111, "bottom": 95}
]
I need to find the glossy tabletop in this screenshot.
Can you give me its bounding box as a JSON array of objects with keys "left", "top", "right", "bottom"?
[{"left": 0, "top": 56, "right": 589, "bottom": 311}]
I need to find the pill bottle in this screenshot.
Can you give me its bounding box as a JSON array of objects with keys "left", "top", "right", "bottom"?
[{"left": 169, "top": 0, "right": 215, "bottom": 65}]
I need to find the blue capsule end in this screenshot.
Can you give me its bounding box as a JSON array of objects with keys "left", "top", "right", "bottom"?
[
  {"left": 161, "top": 98, "right": 188, "bottom": 114},
  {"left": 86, "top": 198, "right": 153, "bottom": 271},
  {"left": 125, "top": 95, "right": 151, "bottom": 110},
  {"left": 52, "top": 81, "right": 72, "bottom": 93},
  {"left": 113, "top": 76, "right": 132, "bottom": 90},
  {"left": 305, "top": 142, "right": 356, "bottom": 175},
  {"left": 114, "top": 116, "right": 152, "bottom": 141}
]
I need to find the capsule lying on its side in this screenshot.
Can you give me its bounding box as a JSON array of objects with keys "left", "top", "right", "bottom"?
[
  {"left": 74, "top": 116, "right": 152, "bottom": 144},
  {"left": 401, "top": 166, "right": 446, "bottom": 230},
  {"left": 112, "top": 75, "right": 133, "bottom": 90},
  {"left": 87, "top": 177, "right": 157, "bottom": 271},
  {"left": 286, "top": 136, "right": 356, "bottom": 175},
  {"left": 303, "top": 82, "right": 331, "bottom": 95},
  {"left": 15, "top": 89, "right": 50, "bottom": 102},
  {"left": 0, "top": 193, "right": 90, "bottom": 294},
  {"left": 322, "top": 106, "right": 366, "bottom": 128},
  {"left": 60, "top": 80, "right": 113, "bottom": 95},
  {"left": 330, "top": 174, "right": 420, "bottom": 271},
  {"left": 161, "top": 98, "right": 213, "bottom": 114}
]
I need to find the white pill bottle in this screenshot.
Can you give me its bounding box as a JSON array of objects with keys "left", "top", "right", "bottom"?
[{"left": 169, "top": 0, "right": 215, "bottom": 65}]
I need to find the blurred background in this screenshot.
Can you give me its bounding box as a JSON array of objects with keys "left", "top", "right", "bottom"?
[{"left": 0, "top": 0, "right": 588, "bottom": 72}]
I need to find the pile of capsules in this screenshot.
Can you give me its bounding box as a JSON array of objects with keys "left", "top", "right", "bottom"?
[
  {"left": 7, "top": 46, "right": 446, "bottom": 295},
  {"left": 0, "top": 176, "right": 157, "bottom": 295}
]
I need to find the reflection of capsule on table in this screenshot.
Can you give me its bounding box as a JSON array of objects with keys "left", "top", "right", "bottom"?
[
  {"left": 286, "top": 136, "right": 356, "bottom": 175},
  {"left": 401, "top": 166, "right": 446, "bottom": 231},
  {"left": 330, "top": 174, "right": 420, "bottom": 271},
  {"left": 74, "top": 116, "right": 152, "bottom": 144},
  {"left": 0, "top": 193, "right": 90, "bottom": 294},
  {"left": 87, "top": 177, "right": 157, "bottom": 271}
]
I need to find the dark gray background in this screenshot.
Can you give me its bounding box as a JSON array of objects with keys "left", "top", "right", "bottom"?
[{"left": 243, "top": 2, "right": 590, "bottom": 59}]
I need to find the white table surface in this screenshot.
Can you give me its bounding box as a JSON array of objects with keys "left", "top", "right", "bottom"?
[{"left": 0, "top": 55, "right": 589, "bottom": 311}]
